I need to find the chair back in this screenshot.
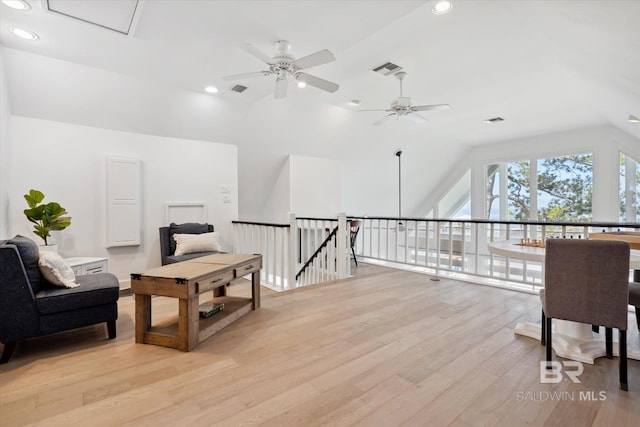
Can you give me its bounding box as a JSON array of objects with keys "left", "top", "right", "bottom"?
[
  {"left": 544, "top": 238, "right": 629, "bottom": 329},
  {"left": 349, "top": 220, "right": 360, "bottom": 248}
]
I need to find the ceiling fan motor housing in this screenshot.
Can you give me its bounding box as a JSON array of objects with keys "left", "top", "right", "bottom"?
[{"left": 395, "top": 97, "right": 411, "bottom": 108}]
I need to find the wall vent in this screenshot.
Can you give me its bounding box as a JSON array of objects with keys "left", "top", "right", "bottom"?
[
  {"left": 372, "top": 62, "right": 403, "bottom": 76},
  {"left": 484, "top": 117, "right": 505, "bottom": 123},
  {"left": 231, "top": 85, "right": 248, "bottom": 93}
]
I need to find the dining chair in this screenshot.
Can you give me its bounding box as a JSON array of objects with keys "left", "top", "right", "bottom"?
[
  {"left": 630, "top": 278, "right": 640, "bottom": 331},
  {"left": 349, "top": 220, "right": 361, "bottom": 266},
  {"left": 540, "top": 238, "right": 630, "bottom": 390}
]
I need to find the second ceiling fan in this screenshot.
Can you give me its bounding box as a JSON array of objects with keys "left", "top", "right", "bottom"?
[
  {"left": 223, "top": 40, "right": 340, "bottom": 99},
  {"left": 361, "top": 71, "right": 450, "bottom": 125}
]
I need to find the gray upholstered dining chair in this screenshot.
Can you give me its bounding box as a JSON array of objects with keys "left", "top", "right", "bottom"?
[{"left": 540, "top": 238, "right": 630, "bottom": 390}]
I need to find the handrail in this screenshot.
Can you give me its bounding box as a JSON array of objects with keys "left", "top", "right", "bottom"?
[
  {"left": 232, "top": 220, "right": 290, "bottom": 228},
  {"left": 296, "top": 225, "right": 338, "bottom": 280},
  {"left": 346, "top": 216, "right": 640, "bottom": 228},
  {"left": 348, "top": 215, "right": 640, "bottom": 293},
  {"left": 234, "top": 214, "right": 639, "bottom": 293}
]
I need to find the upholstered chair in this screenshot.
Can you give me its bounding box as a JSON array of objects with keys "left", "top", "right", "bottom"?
[{"left": 540, "top": 239, "right": 630, "bottom": 391}]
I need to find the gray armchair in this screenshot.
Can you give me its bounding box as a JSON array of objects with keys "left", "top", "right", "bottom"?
[
  {"left": 0, "top": 236, "right": 119, "bottom": 363},
  {"left": 159, "top": 222, "right": 221, "bottom": 265},
  {"left": 540, "top": 239, "right": 630, "bottom": 390}
]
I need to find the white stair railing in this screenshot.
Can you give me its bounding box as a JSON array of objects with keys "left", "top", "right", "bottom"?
[{"left": 232, "top": 212, "right": 350, "bottom": 291}]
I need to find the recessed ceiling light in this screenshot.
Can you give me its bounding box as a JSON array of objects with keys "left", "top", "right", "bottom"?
[
  {"left": 348, "top": 100, "right": 360, "bottom": 106},
  {"left": 484, "top": 117, "right": 504, "bottom": 124},
  {"left": 1, "top": 0, "right": 30, "bottom": 10},
  {"left": 297, "top": 81, "right": 306, "bottom": 89},
  {"left": 204, "top": 86, "right": 218, "bottom": 94},
  {"left": 9, "top": 27, "right": 38, "bottom": 40},
  {"left": 432, "top": 0, "right": 453, "bottom": 15},
  {"left": 629, "top": 114, "right": 640, "bottom": 123}
]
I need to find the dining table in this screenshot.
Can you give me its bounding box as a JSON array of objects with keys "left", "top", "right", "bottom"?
[{"left": 488, "top": 239, "right": 640, "bottom": 363}]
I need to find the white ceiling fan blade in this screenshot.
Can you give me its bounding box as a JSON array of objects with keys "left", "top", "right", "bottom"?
[
  {"left": 238, "top": 43, "right": 273, "bottom": 64},
  {"left": 294, "top": 49, "right": 336, "bottom": 70},
  {"left": 295, "top": 72, "right": 339, "bottom": 93},
  {"left": 358, "top": 109, "right": 391, "bottom": 112},
  {"left": 222, "top": 71, "right": 272, "bottom": 81},
  {"left": 407, "top": 112, "right": 428, "bottom": 123},
  {"left": 373, "top": 113, "right": 396, "bottom": 126},
  {"left": 274, "top": 77, "right": 288, "bottom": 99},
  {"left": 412, "top": 104, "right": 451, "bottom": 112}
]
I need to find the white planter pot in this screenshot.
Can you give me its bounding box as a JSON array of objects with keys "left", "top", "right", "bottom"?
[{"left": 39, "top": 243, "right": 58, "bottom": 253}]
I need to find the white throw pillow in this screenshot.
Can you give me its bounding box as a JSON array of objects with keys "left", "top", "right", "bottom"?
[
  {"left": 173, "top": 232, "right": 221, "bottom": 256},
  {"left": 38, "top": 251, "right": 79, "bottom": 288}
]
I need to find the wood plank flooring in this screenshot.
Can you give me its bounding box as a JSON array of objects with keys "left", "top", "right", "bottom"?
[{"left": 1, "top": 264, "right": 639, "bottom": 426}]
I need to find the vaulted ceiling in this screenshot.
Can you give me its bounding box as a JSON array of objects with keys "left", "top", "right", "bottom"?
[{"left": 1, "top": 0, "right": 639, "bottom": 218}]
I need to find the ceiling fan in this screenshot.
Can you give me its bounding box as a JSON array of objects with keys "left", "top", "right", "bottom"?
[
  {"left": 223, "top": 40, "right": 340, "bottom": 99},
  {"left": 360, "top": 71, "right": 450, "bottom": 125}
]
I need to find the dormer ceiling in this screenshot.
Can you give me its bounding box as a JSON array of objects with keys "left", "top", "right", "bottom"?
[{"left": 1, "top": 0, "right": 639, "bottom": 142}]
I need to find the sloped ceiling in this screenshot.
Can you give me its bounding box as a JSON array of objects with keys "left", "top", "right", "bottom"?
[{"left": 1, "top": 0, "right": 639, "bottom": 219}]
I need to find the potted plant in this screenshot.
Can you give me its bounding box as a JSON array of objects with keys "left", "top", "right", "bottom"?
[{"left": 23, "top": 189, "right": 72, "bottom": 247}]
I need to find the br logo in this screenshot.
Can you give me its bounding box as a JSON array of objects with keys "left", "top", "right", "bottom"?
[{"left": 540, "top": 361, "right": 583, "bottom": 383}]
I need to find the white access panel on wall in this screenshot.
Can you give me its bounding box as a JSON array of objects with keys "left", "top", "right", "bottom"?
[
  {"left": 164, "top": 202, "right": 207, "bottom": 225},
  {"left": 106, "top": 156, "right": 141, "bottom": 247}
]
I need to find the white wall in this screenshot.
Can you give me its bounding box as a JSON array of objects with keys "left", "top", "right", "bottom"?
[
  {"left": 259, "top": 154, "right": 341, "bottom": 222},
  {"left": 9, "top": 117, "right": 238, "bottom": 287},
  {"left": 290, "top": 155, "right": 341, "bottom": 218},
  {"left": 0, "top": 49, "right": 11, "bottom": 239},
  {"left": 261, "top": 157, "right": 291, "bottom": 223}
]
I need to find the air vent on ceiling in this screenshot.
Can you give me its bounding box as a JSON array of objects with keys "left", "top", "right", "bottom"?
[
  {"left": 372, "top": 62, "right": 403, "bottom": 76},
  {"left": 484, "top": 117, "right": 505, "bottom": 123},
  {"left": 231, "top": 85, "right": 248, "bottom": 93}
]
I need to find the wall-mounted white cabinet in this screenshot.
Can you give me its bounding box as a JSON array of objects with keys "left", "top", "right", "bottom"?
[{"left": 106, "top": 156, "right": 141, "bottom": 247}]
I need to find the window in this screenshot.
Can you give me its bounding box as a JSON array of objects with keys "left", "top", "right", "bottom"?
[
  {"left": 487, "top": 153, "right": 593, "bottom": 222},
  {"left": 487, "top": 160, "right": 531, "bottom": 220},
  {"left": 537, "top": 154, "right": 592, "bottom": 221},
  {"left": 438, "top": 169, "right": 470, "bottom": 218},
  {"left": 620, "top": 152, "right": 640, "bottom": 222}
]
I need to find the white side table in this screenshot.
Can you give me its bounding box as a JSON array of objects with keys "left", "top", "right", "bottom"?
[{"left": 64, "top": 257, "right": 109, "bottom": 276}]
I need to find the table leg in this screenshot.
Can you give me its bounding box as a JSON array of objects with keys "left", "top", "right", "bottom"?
[
  {"left": 135, "top": 294, "right": 151, "bottom": 344},
  {"left": 178, "top": 297, "right": 200, "bottom": 351},
  {"left": 252, "top": 270, "right": 261, "bottom": 309}
]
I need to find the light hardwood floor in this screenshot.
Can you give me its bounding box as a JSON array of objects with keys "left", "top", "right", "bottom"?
[{"left": 1, "top": 264, "right": 639, "bottom": 426}]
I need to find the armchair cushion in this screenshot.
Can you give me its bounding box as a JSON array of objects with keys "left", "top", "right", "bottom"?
[
  {"left": 35, "top": 273, "right": 120, "bottom": 315},
  {"left": 5, "top": 235, "right": 43, "bottom": 293}
]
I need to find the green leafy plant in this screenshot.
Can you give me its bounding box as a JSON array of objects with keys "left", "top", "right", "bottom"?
[{"left": 23, "top": 189, "right": 71, "bottom": 245}]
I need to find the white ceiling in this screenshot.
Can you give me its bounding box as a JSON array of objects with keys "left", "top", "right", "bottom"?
[{"left": 1, "top": 0, "right": 639, "bottom": 218}]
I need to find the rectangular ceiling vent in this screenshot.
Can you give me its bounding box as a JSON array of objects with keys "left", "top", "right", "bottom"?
[
  {"left": 372, "top": 62, "right": 403, "bottom": 76},
  {"left": 45, "top": 0, "right": 142, "bottom": 36},
  {"left": 231, "top": 85, "right": 248, "bottom": 93}
]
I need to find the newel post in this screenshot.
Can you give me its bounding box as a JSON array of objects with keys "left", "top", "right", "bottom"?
[
  {"left": 337, "top": 212, "right": 347, "bottom": 279},
  {"left": 287, "top": 212, "right": 297, "bottom": 289}
]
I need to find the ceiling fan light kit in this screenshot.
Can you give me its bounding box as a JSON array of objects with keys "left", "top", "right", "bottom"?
[{"left": 223, "top": 40, "right": 340, "bottom": 99}]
